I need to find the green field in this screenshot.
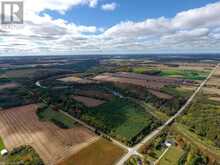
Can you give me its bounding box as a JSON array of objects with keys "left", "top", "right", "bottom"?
[
  {"left": 132, "top": 67, "right": 208, "bottom": 80},
  {"left": 159, "top": 69, "right": 208, "bottom": 80},
  {"left": 59, "top": 138, "right": 125, "bottom": 165},
  {"left": 159, "top": 146, "right": 184, "bottom": 165},
  {"left": 81, "top": 98, "right": 159, "bottom": 145},
  {"left": 37, "top": 105, "right": 76, "bottom": 129},
  {"left": 0, "top": 137, "right": 5, "bottom": 150}
]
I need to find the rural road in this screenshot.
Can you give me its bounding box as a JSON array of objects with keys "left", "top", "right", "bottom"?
[{"left": 116, "top": 63, "right": 219, "bottom": 165}]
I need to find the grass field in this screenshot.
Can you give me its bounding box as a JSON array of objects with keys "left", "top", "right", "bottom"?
[
  {"left": 37, "top": 106, "right": 76, "bottom": 128},
  {"left": 81, "top": 98, "right": 158, "bottom": 144},
  {"left": 159, "top": 69, "right": 208, "bottom": 80},
  {"left": 58, "top": 138, "right": 125, "bottom": 165},
  {"left": 132, "top": 67, "right": 208, "bottom": 80},
  {"left": 159, "top": 146, "right": 184, "bottom": 165},
  {"left": 0, "top": 137, "right": 4, "bottom": 150}
]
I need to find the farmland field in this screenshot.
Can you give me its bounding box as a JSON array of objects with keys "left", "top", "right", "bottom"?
[
  {"left": 0, "top": 83, "right": 17, "bottom": 90},
  {"left": 131, "top": 65, "right": 209, "bottom": 80},
  {"left": 74, "top": 90, "right": 113, "bottom": 100},
  {"left": 0, "top": 104, "right": 97, "bottom": 164},
  {"left": 93, "top": 72, "right": 184, "bottom": 90},
  {"left": 58, "top": 138, "right": 125, "bottom": 165},
  {"left": 73, "top": 95, "right": 105, "bottom": 107},
  {"left": 0, "top": 55, "right": 218, "bottom": 165},
  {"left": 81, "top": 98, "right": 160, "bottom": 145},
  {"left": 58, "top": 76, "right": 93, "bottom": 84}
]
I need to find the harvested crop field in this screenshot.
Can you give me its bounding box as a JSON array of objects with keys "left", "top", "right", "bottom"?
[
  {"left": 58, "top": 76, "right": 93, "bottom": 84},
  {"left": 209, "top": 97, "right": 220, "bottom": 102},
  {"left": 58, "top": 138, "right": 125, "bottom": 165},
  {"left": 75, "top": 90, "right": 113, "bottom": 100},
  {"left": 0, "top": 104, "right": 97, "bottom": 165},
  {"left": 73, "top": 95, "right": 105, "bottom": 107},
  {"left": 206, "top": 77, "right": 220, "bottom": 87},
  {"left": 148, "top": 90, "right": 173, "bottom": 99},
  {"left": 0, "top": 83, "right": 17, "bottom": 90},
  {"left": 203, "top": 87, "right": 220, "bottom": 96},
  {"left": 3, "top": 69, "right": 39, "bottom": 78},
  {"left": 93, "top": 72, "right": 184, "bottom": 90}
]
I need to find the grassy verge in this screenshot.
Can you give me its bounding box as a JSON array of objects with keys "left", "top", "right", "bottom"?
[
  {"left": 37, "top": 105, "right": 76, "bottom": 129},
  {"left": 58, "top": 138, "right": 125, "bottom": 165},
  {"left": 159, "top": 146, "right": 184, "bottom": 165}
]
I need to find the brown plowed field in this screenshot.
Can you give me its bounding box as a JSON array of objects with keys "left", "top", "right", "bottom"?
[
  {"left": 93, "top": 72, "right": 187, "bottom": 90},
  {"left": 148, "top": 90, "right": 173, "bottom": 100},
  {"left": 0, "top": 104, "right": 97, "bottom": 165},
  {"left": 73, "top": 96, "right": 105, "bottom": 107},
  {"left": 75, "top": 90, "right": 113, "bottom": 100},
  {"left": 0, "top": 83, "right": 18, "bottom": 90},
  {"left": 94, "top": 74, "right": 166, "bottom": 90}
]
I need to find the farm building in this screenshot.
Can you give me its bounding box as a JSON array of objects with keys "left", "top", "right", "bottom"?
[{"left": 0, "top": 149, "right": 8, "bottom": 156}]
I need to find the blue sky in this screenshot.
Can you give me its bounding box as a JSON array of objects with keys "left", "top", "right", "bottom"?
[
  {"left": 44, "top": 0, "right": 218, "bottom": 28},
  {"left": 0, "top": 0, "right": 220, "bottom": 55}
]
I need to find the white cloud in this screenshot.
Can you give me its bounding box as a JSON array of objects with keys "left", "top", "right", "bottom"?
[
  {"left": 0, "top": 1, "right": 220, "bottom": 55},
  {"left": 23, "top": 0, "right": 99, "bottom": 14},
  {"left": 101, "top": 2, "right": 117, "bottom": 11}
]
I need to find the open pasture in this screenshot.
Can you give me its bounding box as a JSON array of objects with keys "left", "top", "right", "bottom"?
[{"left": 0, "top": 104, "right": 97, "bottom": 164}]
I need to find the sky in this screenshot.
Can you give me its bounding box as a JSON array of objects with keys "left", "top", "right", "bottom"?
[{"left": 0, "top": 0, "right": 220, "bottom": 55}]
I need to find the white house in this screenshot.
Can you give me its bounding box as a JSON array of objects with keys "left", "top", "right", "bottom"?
[
  {"left": 164, "top": 141, "right": 172, "bottom": 147},
  {"left": 0, "top": 149, "right": 8, "bottom": 156}
]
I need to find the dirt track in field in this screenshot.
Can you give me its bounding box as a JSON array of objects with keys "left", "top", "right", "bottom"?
[{"left": 0, "top": 104, "right": 97, "bottom": 165}]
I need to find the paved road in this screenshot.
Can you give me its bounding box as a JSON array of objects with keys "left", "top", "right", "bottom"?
[{"left": 116, "top": 64, "right": 219, "bottom": 165}]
